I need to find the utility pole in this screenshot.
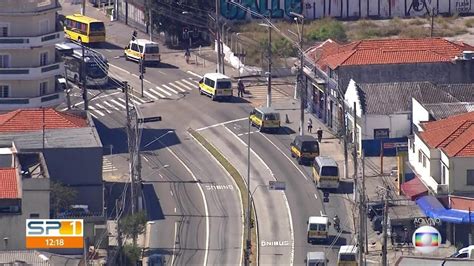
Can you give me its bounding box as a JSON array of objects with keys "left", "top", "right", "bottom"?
[
  {"left": 81, "top": 0, "right": 86, "bottom": 15},
  {"left": 289, "top": 12, "right": 305, "bottom": 136},
  {"left": 382, "top": 187, "right": 389, "bottom": 266},
  {"left": 358, "top": 151, "right": 366, "bottom": 266},
  {"left": 245, "top": 114, "right": 251, "bottom": 266},
  {"left": 363, "top": 151, "right": 368, "bottom": 255},
  {"left": 340, "top": 74, "right": 349, "bottom": 180},
  {"left": 124, "top": 81, "right": 136, "bottom": 215},
  {"left": 149, "top": 9, "right": 153, "bottom": 41},
  {"left": 266, "top": 11, "right": 272, "bottom": 108},
  {"left": 215, "top": 0, "right": 222, "bottom": 73},
  {"left": 430, "top": 7, "right": 435, "bottom": 37},
  {"left": 353, "top": 102, "right": 358, "bottom": 201},
  {"left": 139, "top": 56, "right": 145, "bottom": 97},
  {"left": 81, "top": 42, "right": 88, "bottom": 110}
]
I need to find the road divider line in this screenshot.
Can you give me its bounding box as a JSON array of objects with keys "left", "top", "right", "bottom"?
[
  {"left": 155, "top": 86, "right": 172, "bottom": 96},
  {"left": 144, "top": 79, "right": 152, "bottom": 84},
  {"left": 169, "top": 82, "right": 186, "bottom": 92},
  {"left": 170, "top": 190, "right": 173, "bottom": 197},
  {"left": 174, "top": 207, "right": 177, "bottom": 213},
  {"left": 109, "top": 63, "right": 130, "bottom": 74},
  {"left": 166, "top": 146, "right": 209, "bottom": 266},
  {"left": 187, "top": 70, "right": 202, "bottom": 79},
  {"left": 314, "top": 194, "right": 318, "bottom": 199},
  {"left": 171, "top": 221, "right": 178, "bottom": 266},
  {"left": 162, "top": 84, "right": 178, "bottom": 94},
  {"left": 196, "top": 117, "right": 248, "bottom": 131},
  {"left": 132, "top": 73, "right": 139, "bottom": 79},
  {"left": 258, "top": 133, "right": 309, "bottom": 181}
]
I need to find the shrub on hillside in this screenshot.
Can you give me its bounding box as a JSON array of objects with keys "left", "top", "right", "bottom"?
[{"left": 307, "top": 18, "right": 347, "bottom": 42}]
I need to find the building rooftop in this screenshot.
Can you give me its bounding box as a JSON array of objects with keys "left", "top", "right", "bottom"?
[
  {"left": 423, "top": 102, "right": 474, "bottom": 120},
  {"left": 307, "top": 38, "right": 474, "bottom": 70},
  {"left": 0, "top": 108, "right": 88, "bottom": 132},
  {"left": 420, "top": 111, "right": 474, "bottom": 157},
  {"left": 0, "top": 168, "right": 18, "bottom": 199},
  {"left": 354, "top": 81, "right": 457, "bottom": 115},
  {"left": 0, "top": 250, "right": 81, "bottom": 265}
]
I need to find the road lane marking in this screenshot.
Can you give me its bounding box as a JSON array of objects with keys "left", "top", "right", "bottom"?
[
  {"left": 169, "top": 82, "right": 186, "bottom": 92},
  {"left": 109, "top": 63, "right": 130, "bottom": 74},
  {"left": 175, "top": 80, "right": 191, "bottom": 90},
  {"left": 187, "top": 70, "right": 202, "bottom": 78},
  {"left": 261, "top": 240, "right": 290, "bottom": 246},
  {"left": 149, "top": 88, "right": 166, "bottom": 98},
  {"left": 181, "top": 79, "right": 197, "bottom": 90},
  {"left": 166, "top": 146, "right": 209, "bottom": 266},
  {"left": 259, "top": 133, "right": 309, "bottom": 181},
  {"left": 170, "top": 190, "right": 173, "bottom": 196},
  {"left": 174, "top": 207, "right": 177, "bottom": 213},
  {"left": 143, "top": 156, "right": 149, "bottom": 162},
  {"left": 162, "top": 84, "right": 178, "bottom": 94},
  {"left": 159, "top": 173, "right": 164, "bottom": 179},
  {"left": 188, "top": 131, "right": 244, "bottom": 266},
  {"left": 320, "top": 210, "right": 324, "bottom": 216},
  {"left": 129, "top": 93, "right": 147, "bottom": 103},
  {"left": 314, "top": 193, "right": 318, "bottom": 199},
  {"left": 155, "top": 86, "right": 172, "bottom": 96},
  {"left": 130, "top": 98, "right": 141, "bottom": 105},
  {"left": 144, "top": 90, "right": 158, "bottom": 100},
  {"left": 103, "top": 100, "right": 120, "bottom": 111},
  {"left": 118, "top": 98, "right": 134, "bottom": 107},
  {"left": 237, "top": 131, "right": 258, "bottom": 137},
  {"left": 144, "top": 79, "right": 152, "bottom": 84},
  {"left": 196, "top": 117, "right": 248, "bottom": 131},
  {"left": 132, "top": 73, "right": 139, "bottom": 79},
  {"left": 205, "top": 184, "right": 233, "bottom": 190},
  {"left": 110, "top": 99, "right": 126, "bottom": 109},
  {"left": 171, "top": 221, "right": 178, "bottom": 266},
  {"left": 224, "top": 126, "right": 293, "bottom": 265},
  {"left": 88, "top": 106, "right": 105, "bottom": 116},
  {"left": 95, "top": 103, "right": 111, "bottom": 113}
]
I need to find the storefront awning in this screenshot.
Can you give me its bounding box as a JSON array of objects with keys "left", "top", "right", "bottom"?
[
  {"left": 416, "top": 196, "right": 474, "bottom": 224},
  {"left": 401, "top": 176, "right": 428, "bottom": 200}
]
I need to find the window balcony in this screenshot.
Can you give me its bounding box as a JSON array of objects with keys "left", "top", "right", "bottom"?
[
  {"left": 0, "top": 91, "right": 65, "bottom": 111},
  {"left": 0, "top": 62, "right": 64, "bottom": 80},
  {"left": 0, "top": 30, "right": 64, "bottom": 49}
]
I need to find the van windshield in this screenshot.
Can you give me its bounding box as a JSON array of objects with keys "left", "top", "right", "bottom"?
[
  {"left": 145, "top": 45, "right": 159, "bottom": 54},
  {"left": 216, "top": 81, "right": 231, "bottom": 89},
  {"left": 339, "top": 254, "right": 356, "bottom": 261},
  {"left": 321, "top": 166, "right": 338, "bottom": 176},
  {"left": 302, "top": 141, "right": 318, "bottom": 152},
  {"left": 309, "top": 224, "right": 318, "bottom": 230}
]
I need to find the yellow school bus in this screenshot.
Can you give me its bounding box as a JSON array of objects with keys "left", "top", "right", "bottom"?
[{"left": 64, "top": 14, "right": 106, "bottom": 44}]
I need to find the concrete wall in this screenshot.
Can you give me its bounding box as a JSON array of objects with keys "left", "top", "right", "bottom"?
[
  {"left": 0, "top": 177, "right": 49, "bottom": 250},
  {"left": 337, "top": 61, "right": 474, "bottom": 93},
  {"left": 221, "top": 0, "right": 474, "bottom": 20},
  {"left": 412, "top": 98, "right": 431, "bottom": 132},
  {"left": 409, "top": 133, "right": 441, "bottom": 192},
  {"left": 447, "top": 155, "right": 474, "bottom": 194},
  {"left": 364, "top": 113, "right": 411, "bottom": 139},
  {"left": 1, "top": 12, "right": 57, "bottom": 36},
  {"left": 1, "top": 77, "right": 57, "bottom": 98}
]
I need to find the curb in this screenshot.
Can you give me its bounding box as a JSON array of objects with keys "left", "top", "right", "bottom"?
[{"left": 188, "top": 128, "right": 259, "bottom": 265}]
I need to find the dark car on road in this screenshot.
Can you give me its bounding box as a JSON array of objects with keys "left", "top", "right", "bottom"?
[{"left": 290, "top": 135, "right": 319, "bottom": 165}]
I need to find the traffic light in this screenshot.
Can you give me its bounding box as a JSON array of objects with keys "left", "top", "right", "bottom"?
[{"left": 323, "top": 191, "right": 330, "bottom": 203}]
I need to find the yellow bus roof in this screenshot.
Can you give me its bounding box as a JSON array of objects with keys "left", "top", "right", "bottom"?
[{"left": 65, "top": 14, "right": 103, "bottom": 24}]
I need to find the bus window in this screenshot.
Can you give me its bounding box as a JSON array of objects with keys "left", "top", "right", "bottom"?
[
  {"left": 89, "top": 22, "right": 105, "bottom": 32},
  {"left": 321, "top": 166, "right": 338, "bottom": 176}
]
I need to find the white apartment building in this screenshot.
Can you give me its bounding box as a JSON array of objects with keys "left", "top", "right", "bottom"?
[{"left": 0, "top": 0, "right": 65, "bottom": 110}]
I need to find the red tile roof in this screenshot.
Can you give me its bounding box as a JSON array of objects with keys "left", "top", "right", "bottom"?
[
  {"left": 0, "top": 108, "right": 88, "bottom": 132},
  {"left": 0, "top": 168, "right": 18, "bottom": 199},
  {"left": 307, "top": 38, "right": 474, "bottom": 70},
  {"left": 420, "top": 111, "right": 474, "bottom": 157}
]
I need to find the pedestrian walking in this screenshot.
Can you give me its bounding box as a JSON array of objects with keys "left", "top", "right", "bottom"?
[
  {"left": 317, "top": 127, "right": 323, "bottom": 143},
  {"left": 237, "top": 79, "right": 245, "bottom": 97},
  {"left": 307, "top": 118, "right": 313, "bottom": 133}
]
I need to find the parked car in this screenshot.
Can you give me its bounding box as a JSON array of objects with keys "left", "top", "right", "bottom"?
[
  {"left": 372, "top": 216, "right": 383, "bottom": 233},
  {"left": 57, "top": 205, "right": 90, "bottom": 218},
  {"left": 450, "top": 245, "right": 474, "bottom": 259}
]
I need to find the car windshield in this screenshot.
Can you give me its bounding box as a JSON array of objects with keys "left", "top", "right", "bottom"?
[
  {"left": 89, "top": 22, "right": 105, "bottom": 32},
  {"left": 302, "top": 141, "right": 318, "bottom": 152},
  {"left": 321, "top": 166, "right": 338, "bottom": 176},
  {"left": 86, "top": 62, "right": 107, "bottom": 78},
  {"left": 145, "top": 45, "right": 159, "bottom": 54},
  {"left": 216, "top": 81, "right": 231, "bottom": 89}
]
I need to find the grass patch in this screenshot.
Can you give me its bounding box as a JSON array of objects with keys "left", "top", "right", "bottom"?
[
  {"left": 189, "top": 129, "right": 258, "bottom": 265},
  {"left": 465, "top": 18, "right": 474, "bottom": 27},
  {"left": 306, "top": 18, "right": 347, "bottom": 42}
]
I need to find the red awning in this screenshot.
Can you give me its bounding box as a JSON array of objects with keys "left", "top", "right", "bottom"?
[{"left": 401, "top": 177, "right": 428, "bottom": 200}]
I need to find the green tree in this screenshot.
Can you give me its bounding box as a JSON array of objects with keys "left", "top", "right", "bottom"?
[
  {"left": 118, "top": 211, "right": 147, "bottom": 265},
  {"left": 50, "top": 181, "right": 77, "bottom": 215},
  {"left": 307, "top": 18, "right": 347, "bottom": 42}
]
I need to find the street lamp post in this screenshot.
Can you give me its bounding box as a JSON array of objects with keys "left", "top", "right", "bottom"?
[
  {"left": 258, "top": 13, "right": 272, "bottom": 108},
  {"left": 290, "top": 12, "right": 305, "bottom": 136},
  {"left": 245, "top": 113, "right": 251, "bottom": 266}
]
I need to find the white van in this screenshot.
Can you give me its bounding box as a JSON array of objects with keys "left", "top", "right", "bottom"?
[
  {"left": 198, "top": 73, "right": 233, "bottom": 101},
  {"left": 307, "top": 216, "right": 329, "bottom": 243},
  {"left": 124, "top": 39, "right": 160, "bottom": 65},
  {"left": 306, "top": 251, "right": 327, "bottom": 266}
]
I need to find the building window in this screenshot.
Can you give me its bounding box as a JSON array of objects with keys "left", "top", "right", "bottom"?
[
  {"left": 40, "top": 82, "right": 48, "bottom": 96},
  {"left": 441, "top": 165, "right": 447, "bottom": 184},
  {"left": 0, "top": 25, "right": 7, "bottom": 37},
  {"left": 422, "top": 155, "right": 427, "bottom": 168},
  {"left": 40, "top": 52, "right": 48, "bottom": 66},
  {"left": 30, "top": 213, "right": 40, "bottom": 218},
  {"left": 418, "top": 150, "right": 422, "bottom": 163},
  {"left": 0, "top": 54, "right": 10, "bottom": 68},
  {"left": 0, "top": 85, "right": 9, "bottom": 98},
  {"left": 467, "top": 170, "right": 474, "bottom": 185}
]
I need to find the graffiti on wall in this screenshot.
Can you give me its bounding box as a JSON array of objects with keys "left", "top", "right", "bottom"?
[
  {"left": 220, "top": 0, "right": 302, "bottom": 20},
  {"left": 223, "top": 0, "right": 474, "bottom": 20}
]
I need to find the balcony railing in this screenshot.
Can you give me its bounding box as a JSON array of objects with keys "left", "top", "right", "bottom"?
[
  {"left": 0, "top": 62, "right": 64, "bottom": 80},
  {"left": 0, "top": 91, "right": 65, "bottom": 111},
  {"left": 0, "top": 30, "right": 64, "bottom": 49}
]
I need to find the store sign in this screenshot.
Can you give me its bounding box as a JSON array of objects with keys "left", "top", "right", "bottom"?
[{"left": 374, "top": 128, "right": 389, "bottom": 139}]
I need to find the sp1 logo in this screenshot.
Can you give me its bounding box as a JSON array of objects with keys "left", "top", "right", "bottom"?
[
  {"left": 27, "top": 220, "right": 61, "bottom": 235},
  {"left": 26, "top": 219, "right": 83, "bottom": 249}
]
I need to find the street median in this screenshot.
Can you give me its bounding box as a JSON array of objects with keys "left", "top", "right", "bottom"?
[{"left": 188, "top": 128, "right": 258, "bottom": 265}]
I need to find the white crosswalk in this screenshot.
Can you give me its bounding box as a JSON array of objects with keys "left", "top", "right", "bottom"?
[
  {"left": 103, "top": 158, "right": 117, "bottom": 173},
  {"left": 87, "top": 78, "right": 198, "bottom": 117}
]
